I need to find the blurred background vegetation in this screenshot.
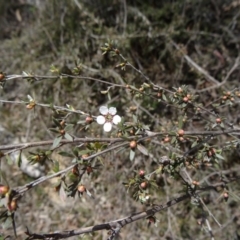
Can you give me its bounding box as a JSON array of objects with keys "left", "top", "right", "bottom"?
[{"left": 0, "top": 0, "right": 240, "bottom": 239}]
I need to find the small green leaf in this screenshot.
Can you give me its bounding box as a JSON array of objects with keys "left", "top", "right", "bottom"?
[
  {"left": 59, "top": 184, "right": 67, "bottom": 202},
  {"left": 137, "top": 144, "right": 149, "bottom": 156},
  {"left": 78, "top": 149, "right": 92, "bottom": 155},
  {"left": 211, "top": 123, "right": 217, "bottom": 129},
  {"left": 107, "top": 91, "right": 111, "bottom": 101},
  {"left": 77, "top": 120, "right": 86, "bottom": 124},
  {"left": 51, "top": 136, "right": 62, "bottom": 150},
  {"left": 22, "top": 71, "right": 30, "bottom": 76},
  {"left": 66, "top": 104, "right": 75, "bottom": 111},
  {"left": 5, "top": 154, "right": 13, "bottom": 165},
  {"left": 45, "top": 150, "right": 52, "bottom": 156},
  {"left": 149, "top": 181, "right": 158, "bottom": 189},
  {"left": 191, "top": 141, "right": 198, "bottom": 148},
  {"left": 50, "top": 65, "right": 59, "bottom": 74},
  {"left": 49, "top": 128, "right": 60, "bottom": 133},
  {"left": 215, "top": 153, "right": 225, "bottom": 160},
  {"left": 178, "top": 117, "right": 184, "bottom": 129},
  {"left": 27, "top": 95, "right": 34, "bottom": 101},
  {"left": 171, "top": 137, "right": 176, "bottom": 144},
  {"left": 65, "top": 124, "right": 74, "bottom": 132},
  {"left": 0, "top": 199, "right": 6, "bottom": 207},
  {"left": 100, "top": 87, "right": 110, "bottom": 94},
  {"left": 71, "top": 158, "right": 77, "bottom": 163},
  {"left": 64, "top": 132, "right": 73, "bottom": 141},
  {"left": 129, "top": 149, "right": 135, "bottom": 161},
  {"left": 52, "top": 161, "right": 60, "bottom": 172},
  {"left": 0, "top": 170, "right": 9, "bottom": 185},
  {"left": 132, "top": 114, "right": 138, "bottom": 123},
  {"left": 86, "top": 189, "right": 94, "bottom": 198},
  {"left": 28, "top": 151, "right": 36, "bottom": 155},
  {"left": 162, "top": 94, "right": 167, "bottom": 101},
  {"left": 53, "top": 118, "right": 61, "bottom": 127},
  {"left": 58, "top": 151, "right": 74, "bottom": 157},
  {"left": 2, "top": 217, "right": 12, "bottom": 229},
  {"left": 17, "top": 151, "right": 22, "bottom": 168}
]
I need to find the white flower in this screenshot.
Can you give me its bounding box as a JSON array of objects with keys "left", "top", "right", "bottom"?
[{"left": 96, "top": 106, "right": 121, "bottom": 132}]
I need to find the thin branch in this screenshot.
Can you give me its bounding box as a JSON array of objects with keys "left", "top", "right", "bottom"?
[
  {"left": 0, "top": 137, "right": 130, "bottom": 151},
  {"left": 0, "top": 99, "right": 89, "bottom": 116},
  {"left": 119, "top": 53, "right": 155, "bottom": 86},
  {"left": 169, "top": 39, "right": 221, "bottom": 85},
  {"left": 197, "top": 56, "right": 240, "bottom": 92},
  {"left": 1, "top": 129, "right": 240, "bottom": 152},
  {"left": 5, "top": 74, "right": 124, "bottom": 88},
  {"left": 122, "top": 0, "right": 127, "bottom": 35},
  {"left": 24, "top": 184, "right": 228, "bottom": 240},
  {"left": 25, "top": 193, "right": 191, "bottom": 239}
]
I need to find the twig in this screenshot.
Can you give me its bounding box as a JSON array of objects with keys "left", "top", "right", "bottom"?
[
  {"left": 5, "top": 74, "right": 124, "bottom": 88},
  {"left": 24, "top": 184, "right": 229, "bottom": 240},
  {"left": 25, "top": 193, "right": 191, "bottom": 239},
  {"left": 1, "top": 129, "right": 240, "bottom": 152},
  {"left": 199, "top": 197, "right": 222, "bottom": 227},
  {"left": 197, "top": 56, "right": 240, "bottom": 92},
  {"left": 169, "top": 39, "right": 220, "bottom": 85},
  {"left": 0, "top": 99, "right": 89, "bottom": 116},
  {"left": 122, "top": 0, "right": 127, "bottom": 36},
  {"left": 205, "top": 218, "right": 215, "bottom": 240}
]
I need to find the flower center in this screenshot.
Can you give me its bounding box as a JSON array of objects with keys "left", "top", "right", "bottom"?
[{"left": 105, "top": 114, "right": 113, "bottom": 122}]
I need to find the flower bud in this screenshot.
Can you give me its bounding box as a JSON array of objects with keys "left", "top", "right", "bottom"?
[
  {"left": 178, "top": 129, "right": 184, "bottom": 136},
  {"left": 216, "top": 118, "right": 221, "bottom": 124},
  {"left": 85, "top": 116, "right": 93, "bottom": 124},
  {"left": 140, "top": 181, "right": 148, "bottom": 189},
  {"left": 0, "top": 73, "right": 5, "bottom": 81},
  {"left": 115, "top": 49, "right": 120, "bottom": 55},
  {"left": 163, "top": 136, "right": 170, "bottom": 143},
  {"left": 0, "top": 185, "right": 9, "bottom": 196},
  {"left": 138, "top": 170, "right": 145, "bottom": 178},
  {"left": 77, "top": 185, "right": 86, "bottom": 194},
  {"left": 130, "top": 141, "right": 137, "bottom": 149},
  {"left": 86, "top": 166, "right": 93, "bottom": 175},
  {"left": 8, "top": 200, "right": 17, "bottom": 212},
  {"left": 223, "top": 192, "right": 229, "bottom": 202},
  {"left": 72, "top": 166, "right": 79, "bottom": 176}
]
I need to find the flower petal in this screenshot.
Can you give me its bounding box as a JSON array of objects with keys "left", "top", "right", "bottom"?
[
  {"left": 108, "top": 107, "right": 117, "bottom": 115},
  {"left": 99, "top": 106, "right": 109, "bottom": 115},
  {"left": 112, "top": 115, "right": 121, "bottom": 125},
  {"left": 103, "top": 122, "right": 112, "bottom": 132},
  {"left": 96, "top": 115, "right": 106, "bottom": 125}
]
